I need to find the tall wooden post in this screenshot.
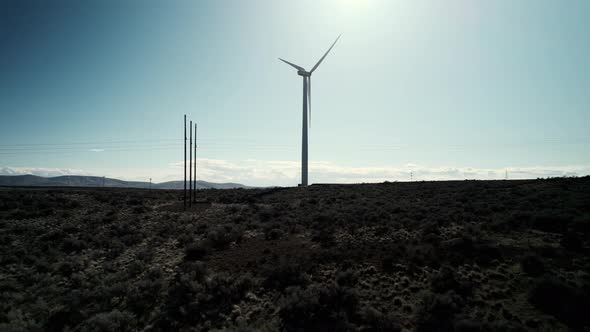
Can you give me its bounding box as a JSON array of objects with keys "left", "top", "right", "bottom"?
[
  {"left": 184, "top": 114, "right": 187, "bottom": 210},
  {"left": 194, "top": 122, "right": 197, "bottom": 201},
  {"left": 189, "top": 120, "right": 193, "bottom": 207}
]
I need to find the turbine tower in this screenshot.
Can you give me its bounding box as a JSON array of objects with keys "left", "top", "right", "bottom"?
[{"left": 279, "top": 35, "right": 340, "bottom": 186}]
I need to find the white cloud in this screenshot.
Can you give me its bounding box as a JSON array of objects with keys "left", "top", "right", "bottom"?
[
  {"left": 167, "top": 159, "right": 590, "bottom": 186},
  {"left": 0, "top": 166, "right": 90, "bottom": 178},
  {"left": 2, "top": 161, "right": 589, "bottom": 186},
  {"left": 89, "top": 148, "right": 104, "bottom": 152}
]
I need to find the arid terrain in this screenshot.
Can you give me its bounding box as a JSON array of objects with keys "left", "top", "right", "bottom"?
[{"left": 1, "top": 177, "right": 589, "bottom": 331}]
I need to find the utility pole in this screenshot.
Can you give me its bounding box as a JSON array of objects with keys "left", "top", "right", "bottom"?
[
  {"left": 149, "top": 178, "right": 152, "bottom": 190},
  {"left": 184, "top": 114, "right": 187, "bottom": 210},
  {"left": 194, "top": 122, "right": 197, "bottom": 201},
  {"left": 505, "top": 169, "right": 508, "bottom": 180},
  {"left": 410, "top": 171, "right": 413, "bottom": 182},
  {"left": 189, "top": 120, "right": 193, "bottom": 207}
]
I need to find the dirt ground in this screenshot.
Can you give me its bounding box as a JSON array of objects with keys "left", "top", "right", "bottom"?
[{"left": 1, "top": 177, "right": 589, "bottom": 331}]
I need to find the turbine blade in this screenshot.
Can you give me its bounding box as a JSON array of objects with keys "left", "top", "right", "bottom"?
[
  {"left": 279, "top": 58, "right": 306, "bottom": 71},
  {"left": 308, "top": 77, "right": 311, "bottom": 128},
  {"left": 310, "top": 34, "right": 341, "bottom": 73}
]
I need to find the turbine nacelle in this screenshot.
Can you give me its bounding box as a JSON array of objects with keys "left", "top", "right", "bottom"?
[{"left": 297, "top": 70, "right": 311, "bottom": 77}]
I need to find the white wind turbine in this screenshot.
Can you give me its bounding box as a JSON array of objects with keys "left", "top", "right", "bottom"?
[{"left": 279, "top": 35, "right": 341, "bottom": 186}]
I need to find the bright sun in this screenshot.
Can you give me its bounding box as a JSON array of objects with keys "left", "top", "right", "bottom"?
[{"left": 341, "top": 0, "right": 367, "bottom": 5}]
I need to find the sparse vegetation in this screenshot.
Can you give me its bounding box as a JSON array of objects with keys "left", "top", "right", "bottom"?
[{"left": 0, "top": 177, "right": 589, "bottom": 330}]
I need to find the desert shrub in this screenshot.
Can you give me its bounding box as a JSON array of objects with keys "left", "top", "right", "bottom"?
[
  {"left": 67, "top": 200, "right": 82, "bottom": 209},
  {"left": 471, "top": 242, "right": 502, "bottom": 266},
  {"left": 560, "top": 231, "right": 583, "bottom": 252},
  {"left": 93, "top": 192, "right": 111, "bottom": 203},
  {"left": 531, "top": 212, "right": 570, "bottom": 233},
  {"left": 55, "top": 260, "right": 79, "bottom": 277},
  {"left": 415, "top": 291, "right": 463, "bottom": 332},
  {"left": 264, "top": 224, "right": 284, "bottom": 241},
  {"left": 184, "top": 241, "right": 210, "bottom": 261},
  {"left": 528, "top": 276, "right": 590, "bottom": 329},
  {"left": 408, "top": 244, "right": 440, "bottom": 268},
  {"left": 161, "top": 268, "right": 253, "bottom": 328},
  {"left": 132, "top": 205, "right": 147, "bottom": 214},
  {"left": 520, "top": 254, "right": 545, "bottom": 277},
  {"left": 136, "top": 247, "right": 155, "bottom": 262},
  {"left": 359, "top": 306, "right": 402, "bottom": 331},
  {"left": 279, "top": 284, "right": 359, "bottom": 331},
  {"left": 431, "top": 267, "right": 459, "bottom": 293},
  {"left": 374, "top": 225, "right": 390, "bottom": 237},
  {"left": 127, "top": 271, "right": 164, "bottom": 316},
  {"left": 263, "top": 257, "right": 309, "bottom": 290},
  {"left": 382, "top": 256, "right": 395, "bottom": 272},
  {"left": 422, "top": 232, "right": 441, "bottom": 246},
  {"left": 126, "top": 198, "right": 143, "bottom": 206},
  {"left": 259, "top": 208, "right": 274, "bottom": 222},
  {"left": 44, "top": 306, "right": 84, "bottom": 332},
  {"left": 102, "top": 210, "right": 117, "bottom": 223},
  {"left": 206, "top": 225, "right": 242, "bottom": 249},
  {"left": 453, "top": 319, "right": 483, "bottom": 332},
  {"left": 106, "top": 240, "right": 126, "bottom": 259},
  {"left": 195, "top": 223, "right": 208, "bottom": 234},
  {"left": 61, "top": 237, "right": 87, "bottom": 253},
  {"left": 0, "top": 309, "right": 42, "bottom": 331},
  {"left": 431, "top": 266, "right": 473, "bottom": 296},
  {"left": 570, "top": 216, "right": 590, "bottom": 235},
  {"left": 223, "top": 318, "right": 282, "bottom": 332},
  {"left": 311, "top": 227, "right": 336, "bottom": 248},
  {"left": 127, "top": 260, "right": 145, "bottom": 277},
  {"left": 9, "top": 209, "right": 32, "bottom": 220},
  {"left": 81, "top": 310, "right": 135, "bottom": 332},
  {"left": 120, "top": 231, "right": 143, "bottom": 246},
  {"left": 335, "top": 269, "right": 358, "bottom": 288}
]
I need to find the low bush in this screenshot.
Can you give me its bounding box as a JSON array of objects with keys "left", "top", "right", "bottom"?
[
  {"left": 359, "top": 305, "right": 402, "bottom": 331},
  {"left": 206, "top": 225, "right": 243, "bottom": 249},
  {"left": 520, "top": 254, "right": 545, "bottom": 277},
  {"left": 528, "top": 276, "right": 590, "bottom": 329},
  {"left": 335, "top": 269, "right": 358, "bottom": 288},
  {"left": 560, "top": 231, "right": 583, "bottom": 252},
  {"left": 415, "top": 291, "right": 463, "bottom": 332},
  {"left": 184, "top": 242, "right": 210, "bottom": 261},
  {"left": 161, "top": 268, "right": 253, "bottom": 329},
  {"left": 81, "top": 310, "right": 135, "bottom": 332},
  {"left": 279, "top": 284, "right": 359, "bottom": 331},
  {"left": 311, "top": 227, "right": 336, "bottom": 248},
  {"left": 264, "top": 224, "right": 284, "bottom": 241},
  {"left": 263, "top": 257, "right": 309, "bottom": 290}
]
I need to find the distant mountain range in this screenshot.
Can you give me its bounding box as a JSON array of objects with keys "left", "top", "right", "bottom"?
[{"left": 0, "top": 175, "right": 250, "bottom": 190}]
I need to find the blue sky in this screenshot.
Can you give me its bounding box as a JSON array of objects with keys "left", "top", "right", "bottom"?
[{"left": 1, "top": 0, "right": 589, "bottom": 186}]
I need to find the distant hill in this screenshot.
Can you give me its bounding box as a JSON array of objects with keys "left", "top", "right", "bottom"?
[{"left": 0, "top": 175, "right": 250, "bottom": 189}]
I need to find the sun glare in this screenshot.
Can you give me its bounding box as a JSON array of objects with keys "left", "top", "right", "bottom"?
[{"left": 340, "top": 0, "right": 369, "bottom": 7}]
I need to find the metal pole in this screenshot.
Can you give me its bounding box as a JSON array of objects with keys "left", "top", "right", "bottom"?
[
  {"left": 184, "top": 114, "right": 187, "bottom": 210},
  {"left": 302, "top": 76, "right": 308, "bottom": 186},
  {"left": 189, "top": 120, "right": 192, "bottom": 207},
  {"left": 194, "top": 122, "right": 197, "bottom": 201}
]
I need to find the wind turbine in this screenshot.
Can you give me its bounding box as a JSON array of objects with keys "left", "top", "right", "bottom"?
[{"left": 279, "top": 34, "right": 341, "bottom": 186}]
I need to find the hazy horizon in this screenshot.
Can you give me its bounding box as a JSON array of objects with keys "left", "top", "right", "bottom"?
[{"left": 1, "top": 0, "right": 589, "bottom": 186}]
